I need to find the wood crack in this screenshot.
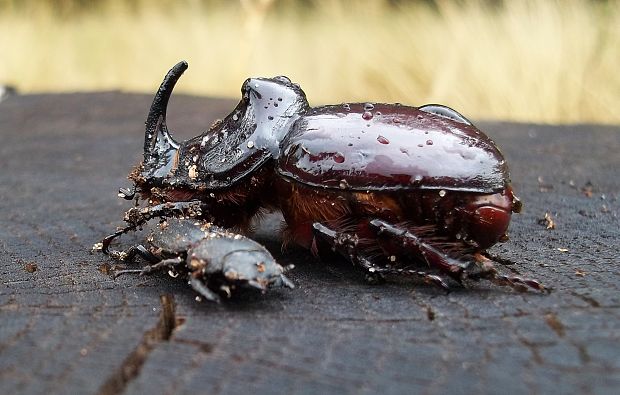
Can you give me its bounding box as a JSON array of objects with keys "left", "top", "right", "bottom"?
[{"left": 96, "top": 294, "right": 178, "bottom": 395}]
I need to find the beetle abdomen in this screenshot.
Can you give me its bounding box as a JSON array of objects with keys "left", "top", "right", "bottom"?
[{"left": 277, "top": 103, "right": 510, "bottom": 193}]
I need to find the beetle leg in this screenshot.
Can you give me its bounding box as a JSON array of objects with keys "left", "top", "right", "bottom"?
[
  {"left": 369, "top": 219, "right": 471, "bottom": 283},
  {"left": 467, "top": 263, "right": 548, "bottom": 293},
  {"left": 312, "top": 223, "right": 380, "bottom": 281},
  {"left": 312, "top": 223, "right": 449, "bottom": 290},
  {"left": 188, "top": 276, "right": 221, "bottom": 303},
  {"left": 122, "top": 201, "right": 210, "bottom": 227},
  {"left": 108, "top": 244, "right": 158, "bottom": 263},
  {"left": 489, "top": 273, "right": 548, "bottom": 293},
  {"left": 471, "top": 251, "right": 547, "bottom": 292},
  {"left": 370, "top": 220, "right": 548, "bottom": 293},
  {"left": 113, "top": 257, "right": 184, "bottom": 278},
  {"left": 101, "top": 200, "right": 210, "bottom": 253}
]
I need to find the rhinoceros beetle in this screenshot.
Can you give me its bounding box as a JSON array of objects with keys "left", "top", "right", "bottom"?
[{"left": 100, "top": 61, "right": 545, "bottom": 297}]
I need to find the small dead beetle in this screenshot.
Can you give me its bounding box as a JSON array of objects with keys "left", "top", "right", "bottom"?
[
  {"left": 100, "top": 61, "right": 545, "bottom": 299},
  {"left": 110, "top": 217, "right": 293, "bottom": 302}
]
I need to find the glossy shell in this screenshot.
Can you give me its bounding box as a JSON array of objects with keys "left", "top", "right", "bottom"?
[
  {"left": 140, "top": 62, "right": 309, "bottom": 190},
  {"left": 277, "top": 103, "right": 509, "bottom": 193}
]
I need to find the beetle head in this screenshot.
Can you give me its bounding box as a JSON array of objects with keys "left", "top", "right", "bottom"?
[{"left": 134, "top": 62, "right": 309, "bottom": 193}]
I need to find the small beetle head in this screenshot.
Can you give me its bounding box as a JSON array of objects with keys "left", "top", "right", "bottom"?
[{"left": 221, "top": 247, "right": 294, "bottom": 292}]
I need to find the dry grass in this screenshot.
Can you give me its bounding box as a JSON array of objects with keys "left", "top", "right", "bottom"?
[{"left": 0, "top": 0, "right": 618, "bottom": 124}]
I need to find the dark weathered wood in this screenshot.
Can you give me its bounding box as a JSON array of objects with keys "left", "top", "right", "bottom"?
[{"left": 1, "top": 93, "right": 618, "bottom": 395}]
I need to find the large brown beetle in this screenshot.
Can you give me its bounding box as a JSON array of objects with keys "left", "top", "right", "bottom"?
[{"left": 101, "top": 61, "right": 545, "bottom": 298}]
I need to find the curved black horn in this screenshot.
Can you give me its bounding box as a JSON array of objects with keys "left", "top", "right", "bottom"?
[{"left": 144, "top": 61, "right": 188, "bottom": 161}]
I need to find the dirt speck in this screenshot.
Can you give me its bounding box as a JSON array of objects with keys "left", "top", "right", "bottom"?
[
  {"left": 537, "top": 212, "right": 555, "bottom": 229},
  {"left": 426, "top": 306, "right": 436, "bottom": 321},
  {"left": 24, "top": 262, "right": 38, "bottom": 273},
  {"left": 98, "top": 263, "right": 113, "bottom": 275},
  {"left": 581, "top": 181, "right": 594, "bottom": 198}
]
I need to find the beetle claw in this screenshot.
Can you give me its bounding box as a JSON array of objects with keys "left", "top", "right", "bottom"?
[{"left": 279, "top": 273, "right": 295, "bottom": 289}]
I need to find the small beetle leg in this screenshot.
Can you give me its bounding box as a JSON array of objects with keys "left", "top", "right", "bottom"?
[
  {"left": 188, "top": 276, "right": 221, "bottom": 303},
  {"left": 369, "top": 219, "right": 471, "bottom": 283},
  {"left": 113, "top": 257, "right": 184, "bottom": 278},
  {"left": 108, "top": 244, "right": 158, "bottom": 263}
]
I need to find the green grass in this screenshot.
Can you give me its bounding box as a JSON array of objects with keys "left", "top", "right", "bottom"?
[{"left": 1, "top": 0, "right": 618, "bottom": 124}]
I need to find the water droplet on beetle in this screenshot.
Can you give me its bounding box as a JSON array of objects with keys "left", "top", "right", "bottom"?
[
  {"left": 426, "top": 140, "right": 433, "bottom": 145},
  {"left": 375, "top": 111, "right": 382, "bottom": 116},
  {"left": 362, "top": 111, "right": 373, "bottom": 120},
  {"left": 342, "top": 103, "right": 351, "bottom": 111},
  {"left": 339, "top": 179, "right": 349, "bottom": 189},
  {"left": 414, "top": 175, "right": 423, "bottom": 182},
  {"left": 232, "top": 114, "right": 239, "bottom": 121},
  {"left": 333, "top": 153, "right": 345, "bottom": 163},
  {"left": 439, "top": 190, "right": 446, "bottom": 197},
  {"left": 247, "top": 141, "right": 255, "bottom": 149},
  {"left": 274, "top": 103, "right": 278, "bottom": 107},
  {"left": 377, "top": 135, "right": 389, "bottom": 144},
  {"left": 364, "top": 103, "right": 375, "bottom": 111}
]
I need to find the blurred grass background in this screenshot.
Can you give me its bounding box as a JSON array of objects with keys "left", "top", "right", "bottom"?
[{"left": 0, "top": 0, "right": 618, "bottom": 124}]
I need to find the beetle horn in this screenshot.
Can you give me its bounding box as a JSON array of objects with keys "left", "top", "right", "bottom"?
[{"left": 143, "top": 61, "right": 187, "bottom": 164}]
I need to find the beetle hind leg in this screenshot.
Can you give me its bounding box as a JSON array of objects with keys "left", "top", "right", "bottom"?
[
  {"left": 472, "top": 253, "right": 548, "bottom": 293},
  {"left": 369, "top": 219, "right": 547, "bottom": 293}
]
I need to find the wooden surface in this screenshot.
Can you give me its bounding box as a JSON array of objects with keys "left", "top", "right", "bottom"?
[{"left": 1, "top": 92, "right": 619, "bottom": 395}]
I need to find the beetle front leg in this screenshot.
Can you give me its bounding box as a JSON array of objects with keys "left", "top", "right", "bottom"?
[{"left": 101, "top": 200, "right": 210, "bottom": 253}]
